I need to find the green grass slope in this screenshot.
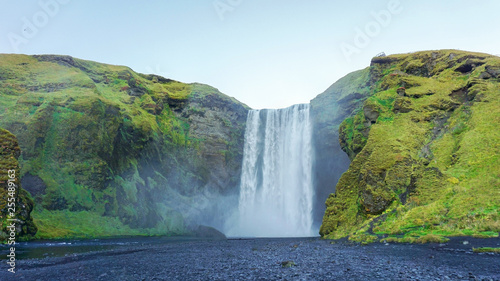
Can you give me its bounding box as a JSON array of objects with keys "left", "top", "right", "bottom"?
[
  {"left": 0, "top": 54, "right": 248, "bottom": 240},
  {"left": 320, "top": 50, "right": 500, "bottom": 243}
]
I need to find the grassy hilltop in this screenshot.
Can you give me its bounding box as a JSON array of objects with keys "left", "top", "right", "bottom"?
[
  {"left": 0, "top": 54, "right": 248, "bottom": 240},
  {"left": 319, "top": 50, "right": 500, "bottom": 243}
]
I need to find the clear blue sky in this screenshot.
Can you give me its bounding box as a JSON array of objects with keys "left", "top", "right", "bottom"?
[{"left": 1, "top": 1, "right": 499, "bottom": 109}]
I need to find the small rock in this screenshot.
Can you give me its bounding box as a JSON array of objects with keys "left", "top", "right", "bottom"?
[
  {"left": 479, "top": 71, "right": 492, "bottom": 79},
  {"left": 281, "top": 261, "right": 296, "bottom": 268}
]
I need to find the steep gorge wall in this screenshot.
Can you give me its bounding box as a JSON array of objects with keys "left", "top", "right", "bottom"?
[
  {"left": 319, "top": 50, "right": 500, "bottom": 242},
  {"left": 310, "top": 67, "right": 380, "bottom": 229},
  {"left": 0, "top": 54, "right": 248, "bottom": 239}
]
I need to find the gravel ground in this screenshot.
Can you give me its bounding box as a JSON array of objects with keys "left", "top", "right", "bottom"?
[{"left": 0, "top": 237, "right": 499, "bottom": 280}]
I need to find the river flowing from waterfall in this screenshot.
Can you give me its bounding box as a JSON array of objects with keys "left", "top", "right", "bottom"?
[{"left": 232, "top": 104, "right": 314, "bottom": 237}]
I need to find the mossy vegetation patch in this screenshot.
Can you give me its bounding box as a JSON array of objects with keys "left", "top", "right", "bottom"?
[
  {"left": 321, "top": 50, "right": 500, "bottom": 243},
  {"left": 472, "top": 247, "right": 500, "bottom": 253},
  {"left": 0, "top": 54, "right": 248, "bottom": 240}
]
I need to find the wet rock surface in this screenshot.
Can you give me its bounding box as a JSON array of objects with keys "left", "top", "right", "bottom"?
[{"left": 1, "top": 237, "right": 498, "bottom": 280}]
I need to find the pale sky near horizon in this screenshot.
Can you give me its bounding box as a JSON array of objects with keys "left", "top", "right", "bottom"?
[{"left": 1, "top": 1, "right": 499, "bottom": 109}]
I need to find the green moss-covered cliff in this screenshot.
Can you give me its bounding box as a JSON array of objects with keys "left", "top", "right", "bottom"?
[
  {"left": 310, "top": 67, "right": 378, "bottom": 228},
  {"left": 0, "top": 54, "right": 248, "bottom": 240},
  {"left": 319, "top": 50, "right": 500, "bottom": 243},
  {"left": 0, "top": 128, "right": 37, "bottom": 240}
]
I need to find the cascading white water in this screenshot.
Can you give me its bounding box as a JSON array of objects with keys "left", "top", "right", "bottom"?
[{"left": 233, "top": 104, "right": 314, "bottom": 237}]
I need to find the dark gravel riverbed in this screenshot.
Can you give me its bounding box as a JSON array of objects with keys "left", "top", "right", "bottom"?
[{"left": 1, "top": 237, "right": 499, "bottom": 280}]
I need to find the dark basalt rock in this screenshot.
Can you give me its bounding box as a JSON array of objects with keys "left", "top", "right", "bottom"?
[
  {"left": 192, "top": 225, "right": 227, "bottom": 239},
  {"left": 20, "top": 174, "right": 46, "bottom": 194},
  {"left": 33, "top": 54, "right": 77, "bottom": 68},
  {"left": 455, "top": 59, "right": 485, "bottom": 74},
  {"left": 371, "top": 56, "right": 399, "bottom": 65}
]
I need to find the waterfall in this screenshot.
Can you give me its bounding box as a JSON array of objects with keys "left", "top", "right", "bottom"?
[{"left": 233, "top": 104, "right": 314, "bottom": 237}]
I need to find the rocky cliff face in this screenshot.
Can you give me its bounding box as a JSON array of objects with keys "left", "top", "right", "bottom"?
[
  {"left": 0, "top": 128, "right": 37, "bottom": 240},
  {"left": 319, "top": 50, "right": 500, "bottom": 242},
  {"left": 0, "top": 54, "right": 248, "bottom": 239},
  {"left": 310, "top": 68, "right": 380, "bottom": 228}
]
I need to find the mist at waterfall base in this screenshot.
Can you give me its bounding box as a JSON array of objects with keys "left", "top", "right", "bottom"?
[{"left": 225, "top": 104, "right": 316, "bottom": 238}]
